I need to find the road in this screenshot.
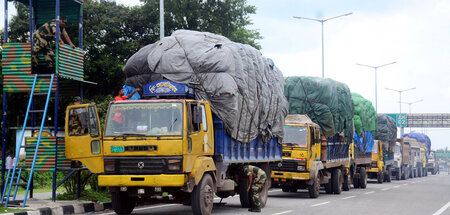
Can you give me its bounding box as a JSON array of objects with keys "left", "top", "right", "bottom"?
[{"left": 97, "top": 173, "right": 450, "bottom": 215}]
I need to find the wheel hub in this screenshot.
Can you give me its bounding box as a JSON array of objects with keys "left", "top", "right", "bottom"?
[{"left": 203, "top": 185, "right": 214, "bottom": 205}]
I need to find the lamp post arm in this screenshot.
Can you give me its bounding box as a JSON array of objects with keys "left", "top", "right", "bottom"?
[
  {"left": 293, "top": 16, "right": 323, "bottom": 22},
  {"left": 324, "top": 12, "right": 353, "bottom": 22}
]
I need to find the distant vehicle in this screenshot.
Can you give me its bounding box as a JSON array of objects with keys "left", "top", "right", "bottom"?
[
  {"left": 271, "top": 115, "right": 351, "bottom": 198},
  {"left": 391, "top": 138, "right": 411, "bottom": 180},
  {"left": 367, "top": 140, "right": 389, "bottom": 183},
  {"left": 427, "top": 151, "right": 439, "bottom": 175}
]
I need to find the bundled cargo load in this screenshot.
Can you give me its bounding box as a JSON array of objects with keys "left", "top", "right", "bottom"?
[
  {"left": 401, "top": 132, "right": 431, "bottom": 153},
  {"left": 352, "top": 93, "right": 377, "bottom": 136},
  {"left": 376, "top": 114, "right": 397, "bottom": 144},
  {"left": 123, "top": 30, "right": 288, "bottom": 144},
  {"left": 284, "top": 76, "right": 354, "bottom": 141}
]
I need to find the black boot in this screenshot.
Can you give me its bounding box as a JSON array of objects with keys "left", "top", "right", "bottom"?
[{"left": 248, "top": 207, "right": 261, "bottom": 212}]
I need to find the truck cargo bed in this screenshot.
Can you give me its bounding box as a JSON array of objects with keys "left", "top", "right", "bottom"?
[{"left": 213, "top": 116, "right": 282, "bottom": 163}]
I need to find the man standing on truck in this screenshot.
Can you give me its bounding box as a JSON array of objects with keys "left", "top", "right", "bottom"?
[{"left": 236, "top": 165, "right": 267, "bottom": 212}]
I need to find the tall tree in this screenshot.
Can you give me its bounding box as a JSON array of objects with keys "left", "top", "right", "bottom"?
[{"left": 140, "top": 0, "right": 262, "bottom": 49}]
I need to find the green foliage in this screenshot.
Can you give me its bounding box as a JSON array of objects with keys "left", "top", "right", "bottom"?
[
  {"left": 56, "top": 189, "right": 111, "bottom": 202},
  {"left": 9, "top": 2, "right": 30, "bottom": 43}
]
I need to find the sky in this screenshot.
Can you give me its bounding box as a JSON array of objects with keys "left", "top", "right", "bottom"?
[{"left": 1, "top": 0, "right": 449, "bottom": 150}]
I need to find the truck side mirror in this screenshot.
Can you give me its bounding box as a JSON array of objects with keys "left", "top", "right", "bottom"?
[{"left": 193, "top": 106, "right": 202, "bottom": 124}]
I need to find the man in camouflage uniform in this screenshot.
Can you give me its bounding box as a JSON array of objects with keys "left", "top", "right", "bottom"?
[
  {"left": 243, "top": 165, "right": 267, "bottom": 212},
  {"left": 32, "top": 17, "right": 75, "bottom": 69}
]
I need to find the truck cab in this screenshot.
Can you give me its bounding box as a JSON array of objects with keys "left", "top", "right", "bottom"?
[
  {"left": 367, "top": 140, "right": 385, "bottom": 183},
  {"left": 427, "top": 151, "right": 438, "bottom": 175},
  {"left": 65, "top": 80, "right": 281, "bottom": 215}
]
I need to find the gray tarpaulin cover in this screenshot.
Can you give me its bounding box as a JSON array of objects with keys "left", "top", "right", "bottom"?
[
  {"left": 124, "top": 30, "right": 288, "bottom": 143},
  {"left": 284, "top": 76, "right": 354, "bottom": 141},
  {"left": 376, "top": 114, "right": 397, "bottom": 145}
]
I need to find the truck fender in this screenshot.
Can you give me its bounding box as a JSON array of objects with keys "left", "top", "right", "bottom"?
[
  {"left": 188, "top": 156, "right": 217, "bottom": 186},
  {"left": 310, "top": 161, "right": 324, "bottom": 180}
]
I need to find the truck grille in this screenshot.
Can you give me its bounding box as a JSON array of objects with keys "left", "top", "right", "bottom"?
[
  {"left": 270, "top": 160, "right": 306, "bottom": 172},
  {"left": 104, "top": 156, "right": 182, "bottom": 174}
]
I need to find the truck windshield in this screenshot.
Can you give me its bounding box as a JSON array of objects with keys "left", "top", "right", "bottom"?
[
  {"left": 105, "top": 102, "right": 183, "bottom": 137},
  {"left": 283, "top": 126, "right": 308, "bottom": 147}
]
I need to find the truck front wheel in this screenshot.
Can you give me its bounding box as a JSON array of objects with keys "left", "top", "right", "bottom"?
[
  {"left": 342, "top": 173, "right": 350, "bottom": 191},
  {"left": 112, "top": 192, "right": 136, "bottom": 215},
  {"left": 192, "top": 174, "right": 214, "bottom": 215},
  {"left": 377, "top": 172, "right": 383, "bottom": 184},
  {"left": 308, "top": 177, "right": 320, "bottom": 198}
]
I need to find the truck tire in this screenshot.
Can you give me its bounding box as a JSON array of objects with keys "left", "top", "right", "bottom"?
[
  {"left": 386, "top": 169, "right": 392, "bottom": 182},
  {"left": 342, "top": 173, "right": 350, "bottom": 191},
  {"left": 359, "top": 168, "right": 367, "bottom": 189},
  {"left": 377, "top": 172, "right": 383, "bottom": 184},
  {"left": 353, "top": 173, "right": 360, "bottom": 189},
  {"left": 418, "top": 168, "right": 422, "bottom": 177},
  {"left": 395, "top": 169, "right": 401, "bottom": 180},
  {"left": 325, "top": 180, "right": 333, "bottom": 194},
  {"left": 259, "top": 180, "right": 269, "bottom": 208},
  {"left": 112, "top": 192, "right": 136, "bottom": 215},
  {"left": 308, "top": 177, "right": 320, "bottom": 198},
  {"left": 238, "top": 179, "right": 252, "bottom": 208},
  {"left": 401, "top": 168, "right": 406, "bottom": 180},
  {"left": 332, "top": 169, "right": 342, "bottom": 194},
  {"left": 192, "top": 174, "right": 214, "bottom": 215}
]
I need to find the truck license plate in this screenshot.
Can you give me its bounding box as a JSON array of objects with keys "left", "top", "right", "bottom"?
[{"left": 111, "top": 146, "right": 125, "bottom": 153}]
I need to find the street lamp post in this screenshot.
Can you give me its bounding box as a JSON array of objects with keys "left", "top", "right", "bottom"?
[
  {"left": 356, "top": 61, "right": 396, "bottom": 112},
  {"left": 401, "top": 99, "right": 424, "bottom": 132},
  {"left": 385, "top": 87, "right": 416, "bottom": 135},
  {"left": 293, "top": 12, "right": 352, "bottom": 78},
  {"left": 160, "top": 0, "right": 164, "bottom": 39}
]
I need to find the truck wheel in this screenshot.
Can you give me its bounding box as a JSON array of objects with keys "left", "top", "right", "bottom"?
[
  {"left": 353, "top": 173, "right": 360, "bottom": 189},
  {"left": 386, "top": 169, "right": 392, "bottom": 182},
  {"left": 359, "top": 168, "right": 367, "bottom": 189},
  {"left": 238, "top": 179, "right": 251, "bottom": 208},
  {"left": 192, "top": 174, "right": 214, "bottom": 215},
  {"left": 401, "top": 169, "right": 406, "bottom": 180},
  {"left": 259, "top": 180, "right": 269, "bottom": 208},
  {"left": 377, "top": 172, "right": 383, "bottom": 184},
  {"left": 325, "top": 180, "right": 333, "bottom": 194},
  {"left": 395, "top": 169, "right": 401, "bottom": 180},
  {"left": 308, "top": 177, "right": 320, "bottom": 198},
  {"left": 418, "top": 168, "right": 422, "bottom": 177},
  {"left": 112, "top": 192, "right": 136, "bottom": 215},
  {"left": 332, "top": 169, "right": 342, "bottom": 194},
  {"left": 342, "top": 173, "right": 350, "bottom": 191}
]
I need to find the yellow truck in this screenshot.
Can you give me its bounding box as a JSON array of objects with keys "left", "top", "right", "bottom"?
[
  {"left": 64, "top": 81, "right": 282, "bottom": 215},
  {"left": 270, "top": 115, "right": 350, "bottom": 198},
  {"left": 366, "top": 140, "right": 387, "bottom": 183}
]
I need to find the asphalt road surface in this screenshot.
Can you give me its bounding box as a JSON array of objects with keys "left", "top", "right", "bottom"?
[{"left": 97, "top": 172, "right": 450, "bottom": 215}]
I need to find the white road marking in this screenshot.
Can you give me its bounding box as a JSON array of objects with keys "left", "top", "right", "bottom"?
[
  {"left": 269, "top": 189, "right": 282, "bottom": 193},
  {"left": 402, "top": 183, "right": 408, "bottom": 186},
  {"left": 412, "top": 182, "right": 417, "bottom": 184},
  {"left": 393, "top": 185, "right": 400, "bottom": 188},
  {"left": 381, "top": 187, "right": 391, "bottom": 191},
  {"left": 365, "top": 191, "right": 375, "bottom": 195},
  {"left": 432, "top": 201, "right": 450, "bottom": 215},
  {"left": 272, "top": 210, "right": 293, "bottom": 215},
  {"left": 311, "top": 201, "right": 330, "bottom": 207},
  {"left": 342, "top": 196, "right": 356, "bottom": 200}
]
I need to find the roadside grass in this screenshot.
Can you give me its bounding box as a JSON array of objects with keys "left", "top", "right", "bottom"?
[
  {"left": 0, "top": 206, "right": 28, "bottom": 214},
  {"left": 52, "top": 189, "right": 111, "bottom": 202}
]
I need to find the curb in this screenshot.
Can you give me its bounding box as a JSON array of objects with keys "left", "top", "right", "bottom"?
[{"left": 5, "top": 202, "right": 112, "bottom": 215}]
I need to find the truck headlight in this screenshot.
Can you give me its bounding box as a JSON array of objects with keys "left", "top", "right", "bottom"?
[
  {"left": 297, "top": 165, "right": 305, "bottom": 171},
  {"left": 168, "top": 159, "right": 181, "bottom": 171},
  {"left": 104, "top": 160, "right": 115, "bottom": 172}
]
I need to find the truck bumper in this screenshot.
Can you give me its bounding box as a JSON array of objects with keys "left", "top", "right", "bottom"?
[
  {"left": 98, "top": 174, "right": 186, "bottom": 187},
  {"left": 271, "top": 171, "right": 310, "bottom": 180},
  {"left": 367, "top": 167, "right": 380, "bottom": 173}
]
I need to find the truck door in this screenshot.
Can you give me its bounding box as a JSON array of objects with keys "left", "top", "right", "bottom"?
[
  {"left": 187, "top": 102, "right": 211, "bottom": 155},
  {"left": 65, "top": 104, "right": 104, "bottom": 173}
]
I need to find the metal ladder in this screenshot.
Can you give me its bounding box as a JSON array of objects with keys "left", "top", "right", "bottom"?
[{"left": 1, "top": 74, "right": 55, "bottom": 207}]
